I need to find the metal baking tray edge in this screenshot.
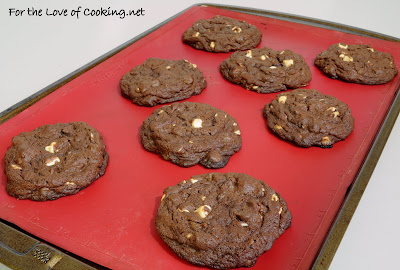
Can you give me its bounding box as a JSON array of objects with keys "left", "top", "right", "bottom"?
[{"left": 1, "top": 3, "right": 399, "bottom": 269}]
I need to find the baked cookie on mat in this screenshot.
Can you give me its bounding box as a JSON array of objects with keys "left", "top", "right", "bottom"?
[
  {"left": 4, "top": 122, "right": 109, "bottom": 201},
  {"left": 182, "top": 15, "right": 262, "bottom": 53},
  {"left": 314, "top": 43, "right": 398, "bottom": 84},
  {"left": 220, "top": 48, "right": 312, "bottom": 93},
  {"left": 156, "top": 172, "right": 292, "bottom": 269},
  {"left": 263, "top": 89, "right": 354, "bottom": 148},
  {"left": 120, "top": 58, "right": 207, "bottom": 106},
  {"left": 140, "top": 102, "right": 241, "bottom": 168}
]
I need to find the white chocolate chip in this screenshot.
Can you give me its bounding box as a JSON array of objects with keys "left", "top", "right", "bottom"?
[
  {"left": 193, "top": 32, "right": 200, "bottom": 37},
  {"left": 186, "top": 233, "right": 193, "bottom": 239},
  {"left": 65, "top": 182, "right": 76, "bottom": 186},
  {"left": 321, "top": 136, "right": 331, "bottom": 146},
  {"left": 241, "top": 222, "right": 249, "bottom": 227},
  {"left": 184, "top": 59, "right": 189, "bottom": 62},
  {"left": 260, "top": 55, "right": 269, "bottom": 60},
  {"left": 190, "top": 178, "right": 198, "bottom": 184},
  {"left": 201, "top": 195, "right": 206, "bottom": 201},
  {"left": 178, "top": 208, "right": 190, "bottom": 213},
  {"left": 188, "top": 140, "right": 193, "bottom": 144},
  {"left": 231, "top": 26, "right": 242, "bottom": 33},
  {"left": 245, "top": 50, "right": 253, "bottom": 58},
  {"left": 274, "top": 124, "right": 283, "bottom": 130},
  {"left": 191, "top": 118, "right": 203, "bottom": 128},
  {"left": 327, "top": 107, "right": 340, "bottom": 118},
  {"left": 327, "top": 107, "right": 337, "bottom": 112},
  {"left": 280, "top": 51, "right": 285, "bottom": 55},
  {"left": 271, "top": 194, "right": 279, "bottom": 201},
  {"left": 195, "top": 205, "right": 211, "bottom": 218},
  {"left": 166, "top": 66, "right": 171, "bottom": 70},
  {"left": 135, "top": 87, "right": 140, "bottom": 92},
  {"left": 161, "top": 194, "right": 166, "bottom": 201},
  {"left": 234, "top": 130, "right": 241, "bottom": 135},
  {"left": 270, "top": 66, "right": 277, "bottom": 69},
  {"left": 339, "top": 53, "right": 353, "bottom": 62},
  {"left": 278, "top": 96, "right": 287, "bottom": 104},
  {"left": 177, "top": 147, "right": 183, "bottom": 153},
  {"left": 158, "top": 110, "right": 164, "bottom": 115},
  {"left": 283, "top": 59, "right": 294, "bottom": 67},
  {"left": 11, "top": 164, "right": 22, "bottom": 170},
  {"left": 210, "top": 42, "right": 215, "bottom": 49},
  {"left": 233, "top": 123, "right": 238, "bottom": 126},
  {"left": 224, "top": 114, "right": 227, "bottom": 118},
  {"left": 45, "top": 156, "right": 60, "bottom": 166},
  {"left": 279, "top": 207, "right": 283, "bottom": 215},
  {"left": 342, "top": 55, "right": 353, "bottom": 62},
  {"left": 252, "top": 86, "right": 259, "bottom": 90},
  {"left": 192, "top": 64, "right": 197, "bottom": 68},
  {"left": 45, "top": 142, "right": 58, "bottom": 153},
  {"left": 214, "top": 113, "right": 218, "bottom": 117},
  {"left": 368, "top": 47, "right": 375, "bottom": 52},
  {"left": 338, "top": 43, "right": 348, "bottom": 49}
]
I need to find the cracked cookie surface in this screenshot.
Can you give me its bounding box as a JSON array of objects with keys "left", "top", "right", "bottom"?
[
  {"left": 140, "top": 102, "right": 241, "bottom": 168},
  {"left": 220, "top": 47, "right": 312, "bottom": 93},
  {"left": 4, "top": 122, "right": 109, "bottom": 201},
  {"left": 314, "top": 43, "right": 398, "bottom": 84},
  {"left": 182, "top": 16, "right": 262, "bottom": 53},
  {"left": 120, "top": 58, "right": 207, "bottom": 106},
  {"left": 263, "top": 89, "right": 354, "bottom": 148},
  {"left": 156, "top": 172, "right": 292, "bottom": 269}
]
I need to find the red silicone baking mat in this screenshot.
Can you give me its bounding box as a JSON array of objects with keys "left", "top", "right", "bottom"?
[{"left": 1, "top": 5, "right": 400, "bottom": 270}]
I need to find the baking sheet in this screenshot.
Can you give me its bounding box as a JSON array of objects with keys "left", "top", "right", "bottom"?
[{"left": 1, "top": 5, "right": 400, "bottom": 270}]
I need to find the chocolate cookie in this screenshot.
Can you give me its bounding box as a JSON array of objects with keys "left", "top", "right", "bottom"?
[
  {"left": 140, "top": 102, "right": 241, "bottom": 168},
  {"left": 220, "top": 48, "right": 312, "bottom": 93},
  {"left": 263, "top": 89, "right": 354, "bottom": 148},
  {"left": 120, "top": 58, "right": 207, "bottom": 106},
  {"left": 314, "top": 43, "right": 398, "bottom": 84},
  {"left": 4, "top": 122, "right": 109, "bottom": 201},
  {"left": 156, "top": 172, "right": 292, "bottom": 269},
  {"left": 182, "top": 16, "right": 262, "bottom": 53}
]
